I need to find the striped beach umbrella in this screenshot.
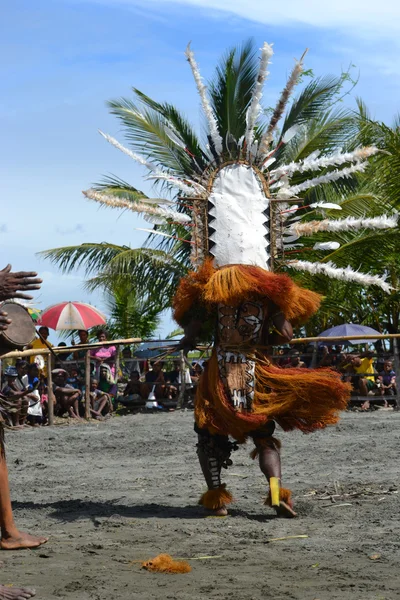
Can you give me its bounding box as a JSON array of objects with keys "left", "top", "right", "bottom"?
[{"left": 37, "top": 301, "right": 106, "bottom": 330}]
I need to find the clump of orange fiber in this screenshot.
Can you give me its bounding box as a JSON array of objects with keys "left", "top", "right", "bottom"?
[{"left": 141, "top": 554, "right": 191, "bottom": 574}]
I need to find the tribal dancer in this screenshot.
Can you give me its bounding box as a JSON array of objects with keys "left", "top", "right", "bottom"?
[
  {"left": 84, "top": 42, "right": 396, "bottom": 518},
  {"left": 0, "top": 265, "right": 46, "bottom": 600}
]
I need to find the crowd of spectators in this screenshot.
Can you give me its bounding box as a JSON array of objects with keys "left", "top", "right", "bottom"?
[
  {"left": 3, "top": 326, "right": 395, "bottom": 426},
  {"left": 275, "top": 345, "right": 397, "bottom": 408},
  {"left": 0, "top": 328, "right": 204, "bottom": 426}
]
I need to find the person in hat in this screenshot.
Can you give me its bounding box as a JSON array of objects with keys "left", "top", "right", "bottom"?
[{"left": 0, "top": 366, "right": 30, "bottom": 427}]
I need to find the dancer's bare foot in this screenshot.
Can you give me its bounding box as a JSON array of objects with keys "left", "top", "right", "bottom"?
[
  {"left": 0, "top": 585, "right": 36, "bottom": 599},
  {"left": 274, "top": 501, "right": 297, "bottom": 518},
  {"left": 0, "top": 530, "right": 48, "bottom": 550},
  {"left": 205, "top": 506, "right": 228, "bottom": 517}
]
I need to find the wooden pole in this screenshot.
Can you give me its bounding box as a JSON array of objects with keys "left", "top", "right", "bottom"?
[
  {"left": 176, "top": 350, "right": 186, "bottom": 410},
  {"left": 290, "top": 333, "right": 400, "bottom": 345},
  {"left": 85, "top": 350, "right": 91, "bottom": 420},
  {"left": 392, "top": 337, "right": 400, "bottom": 410},
  {"left": 47, "top": 354, "right": 54, "bottom": 426},
  {"left": 115, "top": 344, "right": 120, "bottom": 383}
]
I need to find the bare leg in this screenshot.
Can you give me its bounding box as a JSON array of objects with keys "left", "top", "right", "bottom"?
[
  {"left": 258, "top": 442, "right": 297, "bottom": 518},
  {"left": 11, "top": 401, "right": 21, "bottom": 428},
  {"left": 0, "top": 585, "right": 36, "bottom": 599},
  {"left": 19, "top": 399, "right": 29, "bottom": 426},
  {"left": 0, "top": 436, "right": 48, "bottom": 550}
]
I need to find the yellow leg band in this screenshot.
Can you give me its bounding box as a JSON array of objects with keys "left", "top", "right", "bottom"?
[{"left": 270, "top": 477, "right": 280, "bottom": 507}]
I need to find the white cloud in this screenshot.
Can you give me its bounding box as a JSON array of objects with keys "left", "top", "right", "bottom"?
[{"left": 87, "top": 0, "right": 400, "bottom": 38}]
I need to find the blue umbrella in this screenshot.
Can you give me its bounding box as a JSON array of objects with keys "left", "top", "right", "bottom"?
[{"left": 318, "top": 323, "right": 380, "bottom": 345}]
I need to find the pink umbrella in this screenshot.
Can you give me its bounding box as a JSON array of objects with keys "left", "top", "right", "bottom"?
[{"left": 37, "top": 301, "right": 106, "bottom": 330}]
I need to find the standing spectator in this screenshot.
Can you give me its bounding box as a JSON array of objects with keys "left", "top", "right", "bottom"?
[
  {"left": 378, "top": 360, "right": 397, "bottom": 406},
  {"left": 72, "top": 329, "right": 90, "bottom": 361},
  {"left": 90, "top": 330, "right": 117, "bottom": 379},
  {"left": 56, "top": 342, "right": 71, "bottom": 364}
]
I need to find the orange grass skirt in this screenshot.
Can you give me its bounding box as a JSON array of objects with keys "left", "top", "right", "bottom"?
[{"left": 194, "top": 351, "right": 351, "bottom": 443}]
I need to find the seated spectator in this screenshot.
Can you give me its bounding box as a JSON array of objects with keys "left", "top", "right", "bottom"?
[
  {"left": 66, "top": 366, "right": 83, "bottom": 390},
  {"left": 26, "top": 363, "right": 43, "bottom": 426},
  {"left": 0, "top": 366, "right": 29, "bottom": 427},
  {"left": 318, "top": 346, "right": 335, "bottom": 368},
  {"left": 142, "top": 362, "right": 165, "bottom": 400},
  {"left": 89, "top": 378, "right": 112, "bottom": 419},
  {"left": 98, "top": 364, "right": 118, "bottom": 401},
  {"left": 351, "top": 352, "right": 376, "bottom": 394},
  {"left": 284, "top": 351, "right": 306, "bottom": 369},
  {"left": 118, "top": 371, "right": 143, "bottom": 410},
  {"left": 52, "top": 368, "right": 82, "bottom": 420},
  {"left": 120, "top": 346, "right": 141, "bottom": 382},
  {"left": 332, "top": 345, "right": 346, "bottom": 369},
  {"left": 166, "top": 360, "right": 180, "bottom": 384},
  {"left": 378, "top": 360, "right": 396, "bottom": 406}
]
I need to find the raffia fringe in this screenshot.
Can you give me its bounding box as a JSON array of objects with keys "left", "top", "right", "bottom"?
[
  {"left": 195, "top": 352, "right": 351, "bottom": 440},
  {"left": 266, "top": 486, "right": 293, "bottom": 508},
  {"left": 173, "top": 260, "right": 321, "bottom": 326},
  {"left": 198, "top": 484, "right": 233, "bottom": 510},
  {"left": 142, "top": 554, "right": 191, "bottom": 574}
]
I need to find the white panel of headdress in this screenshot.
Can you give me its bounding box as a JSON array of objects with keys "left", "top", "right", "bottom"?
[{"left": 208, "top": 164, "right": 269, "bottom": 269}]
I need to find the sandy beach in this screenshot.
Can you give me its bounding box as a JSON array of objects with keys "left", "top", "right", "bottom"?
[{"left": 1, "top": 410, "right": 399, "bottom": 600}]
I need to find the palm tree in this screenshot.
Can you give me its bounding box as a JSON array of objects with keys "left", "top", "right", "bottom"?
[{"left": 41, "top": 40, "right": 396, "bottom": 324}]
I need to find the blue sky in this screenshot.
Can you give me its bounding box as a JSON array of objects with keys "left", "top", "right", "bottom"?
[{"left": 1, "top": 0, "right": 399, "bottom": 343}]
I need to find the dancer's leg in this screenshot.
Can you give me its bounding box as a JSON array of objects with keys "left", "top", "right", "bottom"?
[
  {"left": 195, "top": 426, "right": 235, "bottom": 516},
  {"left": 252, "top": 426, "right": 297, "bottom": 519}
]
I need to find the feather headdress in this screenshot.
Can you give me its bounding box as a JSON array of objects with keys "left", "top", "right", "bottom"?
[{"left": 85, "top": 43, "right": 396, "bottom": 293}]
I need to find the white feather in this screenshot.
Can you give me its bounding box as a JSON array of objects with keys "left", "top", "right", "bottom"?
[
  {"left": 263, "top": 157, "right": 276, "bottom": 169},
  {"left": 288, "top": 214, "right": 398, "bottom": 236},
  {"left": 244, "top": 42, "right": 274, "bottom": 156},
  {"left": 277, "top": 162, "right": 368, "bottom": 196},
  {"left": 270, "top": 146, "right": 379, "bottom": 179},
  {"left": 99, "top": 130, "right": 201, "bottom": 196},
  {"left": 282, "top": 125, "right": 300, "bottom": 144},
  {"left": 143, "top": 214, "right": 168, "bottom": 225},
  {"left": 185, "top": 43, "right": 223, "bottom": 156},
  {"left": 287, "top": 260, "right": 392, "bottom": 292},
  {"left": 83, "top": 189, "right": 191, "bottom": 224},
  {"left": 164, "top": 126, "right": 187, "bottom": 150},
  {"left": 309, "top": 202, "right": 342, "bottom": 210},
  {"left": 313, "top": 242, "right": 340, "bottom": 250}
]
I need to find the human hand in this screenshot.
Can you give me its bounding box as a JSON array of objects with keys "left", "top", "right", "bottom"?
[
  {"left": 0, "top": 264, "right": 42, "bottom": 301},
  {"left": 0, "top": 310, "right": 11, "bottom": 331}
]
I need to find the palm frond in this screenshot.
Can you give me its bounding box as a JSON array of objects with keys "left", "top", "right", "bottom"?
[{"left": 209, "top": 38, "right": 259, "bottom": 144}]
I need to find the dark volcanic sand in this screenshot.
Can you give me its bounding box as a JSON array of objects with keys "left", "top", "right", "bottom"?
[{"left": 1, "top": 410, "right": 400, "bottom": 600}]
